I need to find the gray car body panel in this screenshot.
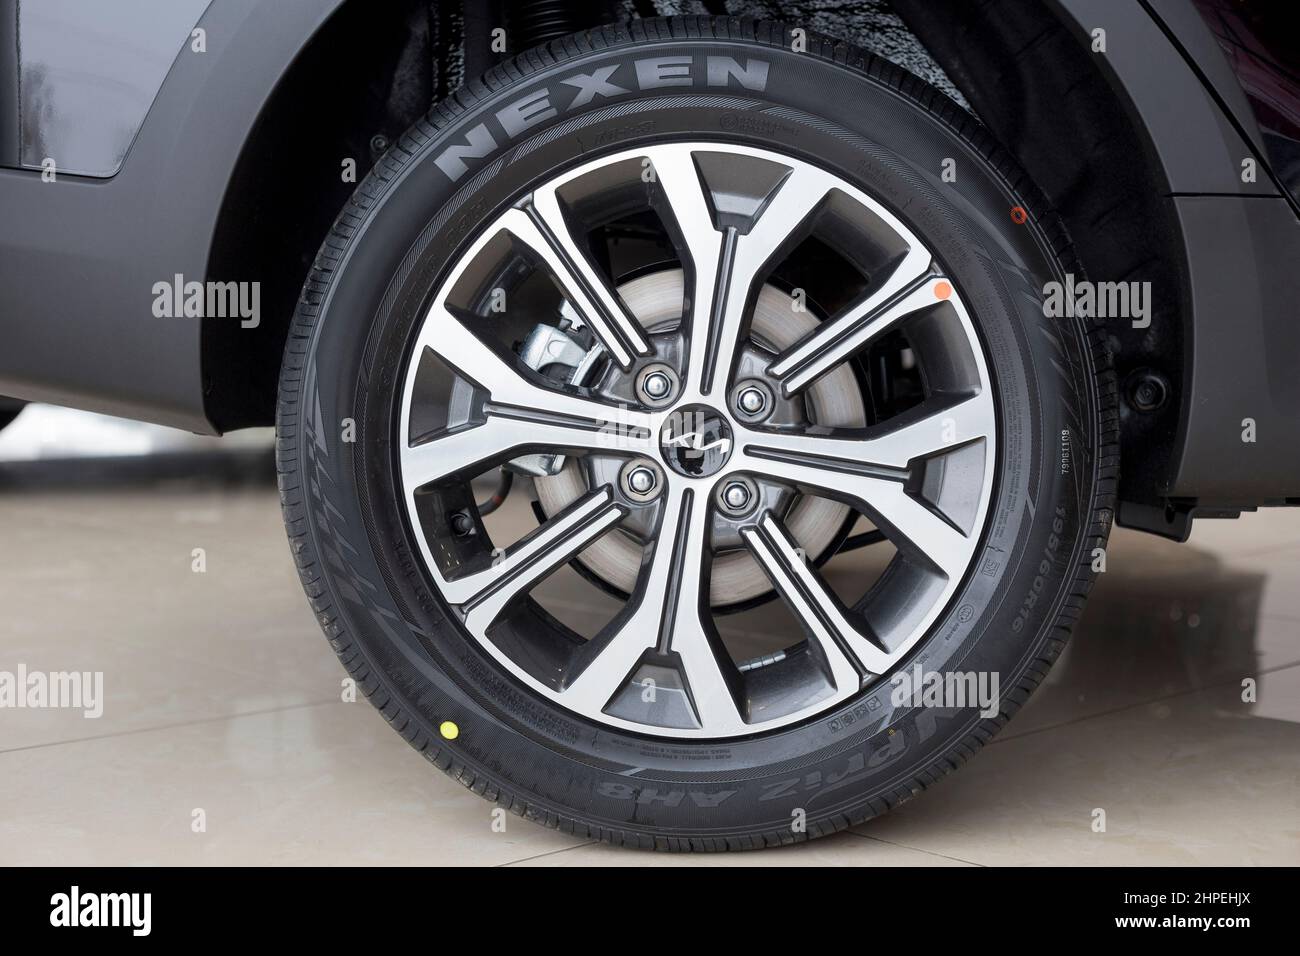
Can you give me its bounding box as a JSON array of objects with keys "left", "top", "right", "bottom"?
[
  {"left": 11, "top": 0, "right": 212, "bottom": 177},
  {"left": 1050, "top": 0, "right": 1279, "bottom": 197},
  {"left": 0, "top": 0, "right": 342, "bottom": 432},
  {"left": 1049, "top": 0, "right": 1300, "bottom": 508}
]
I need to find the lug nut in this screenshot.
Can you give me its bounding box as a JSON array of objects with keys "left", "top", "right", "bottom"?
[
  {"left": 719, "top": 479, "right": 756, "bottom": 515},
  {"left": 635, "top": 364, "right": 679, "bottom": 407},
  {"left": 642, "top": 371, "right": 671, "bottom": 400},
  {"left": 723, "top": 482, "right": 751, "bottom": 509},
  {"left": 732, "top": 380, "right": 772, "bottom": 421},
  {"left": 628, "top": 466, "right": 656, "bottom": 494},
  {"left": 620, "top": 459, "right": 664, "bottom": 502}
]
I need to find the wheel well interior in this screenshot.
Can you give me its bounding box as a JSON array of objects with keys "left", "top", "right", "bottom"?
[
  {"left": 890, "top": 0, "right": 1186, "bottom": 515},
  {"left": 203, "top": 0, "right": 623, "bottom": 431},
  {"left": 203, "top": 0, "right": 456, "bottom": 431}
]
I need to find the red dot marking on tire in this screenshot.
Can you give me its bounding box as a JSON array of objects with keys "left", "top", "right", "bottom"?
[
  {"left": 934, "top": 281, "right": 953, "bottom": 300},
  {"left": 1010, "top": 206, "right": 1028, "bottom": 224}
]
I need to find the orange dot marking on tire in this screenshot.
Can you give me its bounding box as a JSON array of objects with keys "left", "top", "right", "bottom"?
[
  {"left": 1010, "top": 206, "right": 1028, "bottom": 224},
  {"left": 934, "top": 281, "right": 953, "bottom": 300}
]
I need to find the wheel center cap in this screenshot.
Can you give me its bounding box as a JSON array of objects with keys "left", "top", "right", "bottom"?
[{"left": 659, "top": 404, "right": 733, "bottom": 478}]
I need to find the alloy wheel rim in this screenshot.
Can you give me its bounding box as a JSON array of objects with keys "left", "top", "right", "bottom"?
[{"left": 398, "top": 141, "right": 996, "bottom": 739}]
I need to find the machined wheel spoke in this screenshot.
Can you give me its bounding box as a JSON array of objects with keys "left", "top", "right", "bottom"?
[
  {"left": 752, "top": 458, "right": 968, "bottom": 577},
  {"left": 403, "top": 408, "right": 655, "bottom": 487},
  {"left": 562, "top": 484, "right": 746, "bottom": 733},
  {"left": 442, "top": 489, "right": 626, "bottom": 632},
  {"left": 405, "top": 306, "right": 656, "bottom": 485},
  {"left": 414, "top": 303, "right": 649, "bottom": 424},
  {"left": 738, "top": 394, "right": 993, "bottom": 576},
  {"left": 741, "top": 513, "right": 893, "bottom": 679},
  {"left": 656, "top": 489, "right": 744, "bottom": 731},
  {"left": 742, "top": 390, "right": 993, "bottom": 473},
  {"left": 700, "top": 164, "right": 835, "bottom": 396},
  {"left": 652, "top": 147, "right": 836, "bottom": 400},
  {"left": 769, "top": 247, "right": 939, "bottom": 396},
  {"left": 500, "top": 205, "right": 650, "bottom": 369},
  {"left": 648, "top": 146, "right": 726, "bottom": 397}
]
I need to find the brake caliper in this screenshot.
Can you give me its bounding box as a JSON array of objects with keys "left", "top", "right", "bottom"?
[{"left": 506, "top": 309, "right": 603, "bottom": 477}]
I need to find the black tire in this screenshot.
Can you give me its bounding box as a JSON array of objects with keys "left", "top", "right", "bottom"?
[{"left": 276, "top": 16, "right": 1116, "bottom": 850}]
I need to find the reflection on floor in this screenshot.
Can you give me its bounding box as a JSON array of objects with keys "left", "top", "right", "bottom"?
[{"left": 0, "top": 431, "right": 1297, "bottom": 865}]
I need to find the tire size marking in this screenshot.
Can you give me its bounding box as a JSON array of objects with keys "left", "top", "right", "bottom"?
[
  {"left": 1011, "top": 506, "right": 1066, "bottom": 633},
  {"left": 596, "top": 783, "right": 737, "bottom": 808}
]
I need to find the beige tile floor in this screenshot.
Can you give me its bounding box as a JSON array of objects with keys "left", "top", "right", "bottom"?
[{"left": 1, "top": 426, "right": 1298, "bottom": 865}]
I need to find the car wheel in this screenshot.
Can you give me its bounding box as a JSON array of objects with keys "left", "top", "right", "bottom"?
[{"left": 276, "top": 16, "right": 1116, "bottom": 850}]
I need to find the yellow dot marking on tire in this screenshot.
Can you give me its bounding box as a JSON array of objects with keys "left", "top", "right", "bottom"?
[{"left": 439, "top": 720, "right": 459, "bottom": 740}]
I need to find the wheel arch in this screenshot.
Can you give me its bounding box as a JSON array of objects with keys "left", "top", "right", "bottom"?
[
  {"left": 203, "top": 0, "right": 619, "bottom": 431},
  {"left": 203, "top": 0, "right": 439, "bottom": 431},
  {"left": 0, "top": 0, "right": 347, "bottom": 432},
  {"left": 890, "top": 0, "right": 1300, "bottom": 534}
]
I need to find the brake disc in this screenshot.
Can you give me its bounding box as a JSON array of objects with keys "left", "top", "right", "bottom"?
[{"left": 533, "top": 268, "right": 866, "bottom": 607}]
